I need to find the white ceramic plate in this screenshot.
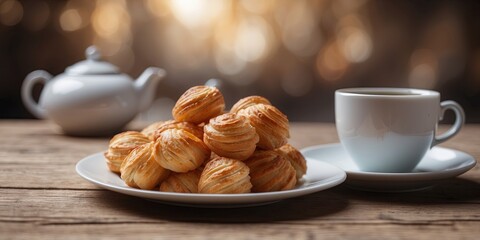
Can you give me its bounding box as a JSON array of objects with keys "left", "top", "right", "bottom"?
[
  {"left": 76, "top": 152, "right": 346, "bottom": 208},
  {"left": 301, "top": 143, "right": 477, "bottom": 192}
]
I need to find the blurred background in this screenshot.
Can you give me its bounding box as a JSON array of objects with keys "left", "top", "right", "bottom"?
[{"left": 0, "top": 0, "right": 479, "bottom": 122}]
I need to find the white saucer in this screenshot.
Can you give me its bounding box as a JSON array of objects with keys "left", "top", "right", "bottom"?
[
  {"left": 301, "top": 143, "right": 476, "bottom": 192},
  {"left": 76, "top": 152, "right": 346, "bottom": 208}
]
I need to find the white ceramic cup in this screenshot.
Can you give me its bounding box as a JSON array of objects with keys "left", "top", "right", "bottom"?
[{"left": 335, "top": 88, "right": 465, "bottom": 173}]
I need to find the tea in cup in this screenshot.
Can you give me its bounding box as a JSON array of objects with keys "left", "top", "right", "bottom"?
[{"left": 335, "top": 88, "right": 465, "bottom": 173}]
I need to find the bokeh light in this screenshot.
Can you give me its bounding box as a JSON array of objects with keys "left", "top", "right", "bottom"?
[
  {"left": 240, "top": 0, "right": 273, "bottom": 14},
  {"left": 91, "top": 1, "right": 130, "bottom": 38},
  {"left": 408, "top": 49, "right": 438, "bottom": 89},
  {"left": 338, "top": 27, "right": 372, "bottom": 63},
  {"left": 1, "top": 0, "right": 479, "bottom": 122},
  {"left": 215, "top": 49, "right": 247, "bottom": 76},
  {"left": 60, "top": 9, "right": 82, "bottom": 32},
  {"left": 279, "top": 0, "right": 321, "bottom": 57},
  {"left": 316, "top": 41, "right": 349, "bottom": 81},
  {"left": 0, "top": 0, "right": 23, "bottom": 26},
  {"left": 234, "top": 16, "right": 272, "bottom": 62},
  {"left": 145, "top": 0, "right": 170, "bottom": 18},
  {"left": 169, "top": 0, "right": 227, "bottom": 31}
]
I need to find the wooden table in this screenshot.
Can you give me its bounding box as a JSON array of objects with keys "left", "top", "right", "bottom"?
[{"left": 1, "top": 120, "right": 479, "bottom": 239}]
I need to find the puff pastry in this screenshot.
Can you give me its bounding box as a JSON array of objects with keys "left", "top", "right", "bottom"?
[
  {"left": 276, "top": 144, "right": 307, "bottom": 180},
  {"left": 104, "top": 131, "right": 151, "bottom": 173},
  {"left": 172, "top": 86, "right": 225, "bottom": 124},
  {"left": 230, "top": 96, "right": 271, "bottom": 114},
  {"left": 198, "top": 157, "right": 252, "bottom": 194},
  {"left": 159, "top": 170, "right": 201, "bottom": 193},
  {"left": 237, "top": 104, "right": 290, "bottom": 150},
  {"left": 244, "top": 150, "right": 296, "bottom": 192},
  {"left": 141, "top": 121, "right": 165, "bottom": 140},
  {"left": 153, "top": 128, "right": 210, "bottom": 173},
  {"left": 203, "top": 113, "right": 259, "bottom": 160},
  {"left": 120, "top": 142, "right": 170, "bottom": 190},
  {"left": 152, "top": 120, "right": 204, "bottom": 141}
]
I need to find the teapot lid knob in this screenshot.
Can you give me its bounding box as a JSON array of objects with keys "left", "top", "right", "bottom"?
[
  {"left": 65, "top": 45, "right": 119, "bottom": 75},
  {"left": 86, "top": 46, "right": 101, "bottom": 61}
]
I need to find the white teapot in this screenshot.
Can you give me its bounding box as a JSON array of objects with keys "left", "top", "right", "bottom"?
[{"left": 21, "top": 46, "right": 166, "bottom": 136}]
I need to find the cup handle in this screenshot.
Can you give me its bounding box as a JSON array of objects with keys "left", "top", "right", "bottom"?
[
  {"left": 21, "top": 70, "right": 52, "bottom": 119},
  {"left": 432, "top": 100, "right": 465, "bottom": 147}
]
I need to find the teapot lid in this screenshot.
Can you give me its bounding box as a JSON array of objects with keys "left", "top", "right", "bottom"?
[{"left": 65, "top": 46, "right": 120, "bottom": 75}]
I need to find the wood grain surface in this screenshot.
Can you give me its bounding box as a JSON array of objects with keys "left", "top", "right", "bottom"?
[{"left": 0, "top": 120, "right": 479, "bottom": 239}]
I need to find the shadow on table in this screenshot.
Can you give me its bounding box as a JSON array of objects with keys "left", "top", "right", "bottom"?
[
  {"left": 335, "top": 177, "right": 480, "bottom": 204},
  {"left": 92, "top": 177, "right": 479, "bottom": 222},
  {"left": 95, "top": 188, "right": 349, "bottom": 223}
]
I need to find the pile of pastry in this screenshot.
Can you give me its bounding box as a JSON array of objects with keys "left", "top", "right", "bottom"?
[{"left": 104, "top": 85, "right": 307, "bottom": 194}]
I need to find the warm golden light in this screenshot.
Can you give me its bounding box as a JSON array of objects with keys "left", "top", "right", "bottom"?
[
  {"left": 146, "top": 0, "right": 170, "bottom": 17},
  {"left": 234, "top": 17, "right": 271, "bottom": 62},
  {"left": 90, "top": 1, "right": 133, "bottom": 71},
  {"left": 280, "top": 1, "right": 321, "bottom": 57},
  {"left": 408, "top": 49, "right": 438, "bottom": 89},
  {"left": 212, "top": 13, "right": 274, "bottom": 79},
  {"left": 215, "top": 49, "right": 247, "bottom": 76},
  {"left": 316, "top": 42, "right": 349, "bottom": 81},
  {"left": 240, "top": 0, "right": 273, "bottom": 14},
  {"left": 60, "top": 9, "right": 82, "bottom": 32},
  {"left": 169, "top": 0, "right": 228, "bottom": 30},
  {"left": 338, "top": 27, "right": 372, "bottom": 63},
  {"left": 88, "top": 0, "right": 376, "bottom": 87},
  {"left": 332, "top": 0, "right": 368, "bottom": 18},
  {"left": 3, "top": 0, "right": 478, "bottom": 123},
  {"left": 91, "top": 1, "right": 130, "bottom": 38},
  {"left": 0, "top": 0, "right": 23, "bottom": 26},
  {"left": 408, "top": 64, "right": 436, "bottom": 89}
]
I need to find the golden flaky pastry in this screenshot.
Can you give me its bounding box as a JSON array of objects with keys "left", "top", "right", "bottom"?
[
  {"left": 237, "top": 104, "right": 290, "bottom": 150},
  {"left": 244, "top": 150, "right": 296, "bottom": 192},
  {"left": 203, "top": 113, "right": 259, "bottom": 160},
  {"left": 159, "top": 170, "right": 201, "bottom": 193},
  {"left": 172, "top": 86, "right": 225, "bottom": 124},
  {"left": 152, "top": 120, "right": 204, "bottom": 141},
  {"left": 197, "top": 152, "right": 220, "bottom": 173},
  {"left": 120, "top": 142, "right": 170, "bottom": 190},
  {"left": 276, "top": 144, "right": 307, "bottom": 180},
  {"left": 198, "top": 157, "right": 252, "bottom": 194},
  {"left": 230, "top": 95, "right": 271, "bottom": 114},
  {"left": 141, "top": 121, "right": 165, "bottom": 140},
  {"left": 153, "top": 129, "right": 210, "bottom": 173},
  {"left": 104, "top": 131, "right": 151, "bottom": 173}
]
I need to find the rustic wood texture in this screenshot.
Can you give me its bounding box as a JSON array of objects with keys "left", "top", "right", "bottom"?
[{"left": 0, "top": 120, "right": 479, "bottom": 239}]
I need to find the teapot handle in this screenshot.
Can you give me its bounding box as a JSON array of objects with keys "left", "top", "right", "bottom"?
[{"left": 21, "top": 70, "right": 52, "bottom": 119}]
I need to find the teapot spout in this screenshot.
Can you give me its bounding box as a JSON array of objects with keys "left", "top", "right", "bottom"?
[{"left": 134, "top": 67, "right": 166, "bottom": 112}]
